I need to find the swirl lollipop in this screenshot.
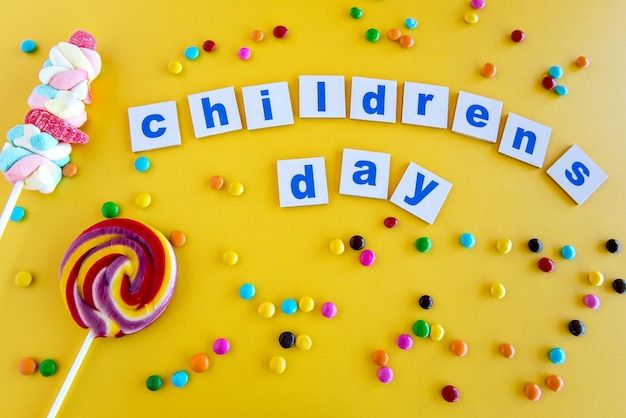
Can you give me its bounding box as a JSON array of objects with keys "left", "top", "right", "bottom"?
[{"left": 48, "top": 218, "right": 177, "bottom": 417}]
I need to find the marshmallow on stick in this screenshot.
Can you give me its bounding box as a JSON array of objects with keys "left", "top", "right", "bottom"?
[
  {"left": 0, "top": 30, "right": 101, "bottom": 239},
  {"left": 49, "top": 218, "right": 178, "bottom": 418}
]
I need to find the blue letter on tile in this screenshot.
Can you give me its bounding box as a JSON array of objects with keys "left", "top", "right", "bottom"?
[
  {"left": 141, "top": 114, "right": 166, "bottom": 138},
  {"left": 352, "top": 160, "right": 377, "bottom": 186},
  {"left": 403, "top": 172, "right": 439, "bottom": 206},
  {"left": 512, "top": 127, "right": 537, "bottom": 154},
  {"left": 363, "top": 85, "right": 386, "bottom": 115},
  {"left": 201, "top": 97, "right": 228, "bottom": 129},
  {"left": 291, "top": 164, "right": 316, "bottom": 199},
  {"left": 466, "top": 104, "right": 488, "bottom": 128},
  {"left": 565, "top": 162, "right": 590, "bottom": 186}
]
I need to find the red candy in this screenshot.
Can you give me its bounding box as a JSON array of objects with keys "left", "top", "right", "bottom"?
[
  {"left": 538, "top": 257, "right": 555, "bottom": 272},
  {"left": 542, "top": 76, "right": 557, "bottom": 90},
  {"left": 273, "top": 25, "right": 288, "bottom": 38},
  {"left": 442, "top": 385, "right": 460, "bottom": 402},
  {"left": 25, "top": 109, "right": 89, "bottom": 144},
  {"left": 384, "top": 217, "right": 398, "bottom": 228},
  {"left": 510, "top": 30, "right": 525, "bottom": 42},
  {"left": 202, "top": 40, "right": 216, "bottom": 52}
]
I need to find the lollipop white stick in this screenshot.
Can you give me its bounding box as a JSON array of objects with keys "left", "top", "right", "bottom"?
[
  {"left": 47, "top": 331, "right": 95, "bottom": 418},
  {"left": 0, "top": 180, "right": 24, "bottom": 240}
]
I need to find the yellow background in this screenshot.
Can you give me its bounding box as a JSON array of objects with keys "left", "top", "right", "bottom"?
[{"left": 1, "top": 1, "right": 625, "bottom": 417}]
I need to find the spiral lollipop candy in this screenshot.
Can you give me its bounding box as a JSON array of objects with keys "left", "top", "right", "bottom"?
[{"left": 48, "top": 218, "right": 177, "bottom": 417}]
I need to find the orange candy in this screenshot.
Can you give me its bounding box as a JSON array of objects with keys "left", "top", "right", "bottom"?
[
  {"left": 62, "top": 162, "right": 78, "bottom": 177},
  {"left": 372, "top": 349, "right": 389, "bottom": 366},
  {"left": 251, "top": 30, "right": 264, "bottom": 42},
  {"left": 576, "top": 56, "right": 590, "bottom": 68},
  {"left": 190, "top": 353, "right": 210, "bottom": 373},
  {"left": 524, "top": 383, "right": 542, "bottom": 401},
  {"left": 499, "top": 343, "right": 515, "bottom": 358},
  {"left": 545, "top": 375, "right": 564, "bottom": 392},
  {"left": 209, "top": 175, "right": 224, "bottom": 190},
  {"left": 481, "top": 62, "right": 497, "bottom": 78},
  {"left": 18, "top": 357, "right": 37, "bottom": 375},
  {"left": 387, "top": 28, "right": 402, "bottom": 41},
  {"left": 169, "top": 230, "right": 186, "bottom": 247},
  {"left": 399, "top": 35, "right": 414, "bottom": 48},
  {"left": 450, "top": 339, "right": 468, "bottom": 357}
]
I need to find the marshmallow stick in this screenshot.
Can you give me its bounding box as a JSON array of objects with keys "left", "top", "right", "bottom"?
[
  {"left": 0, "top": 180, "right": 24, "bottom": 240},
  {"left": 47, "top": 331, "right": 95, "bottom": 418}
]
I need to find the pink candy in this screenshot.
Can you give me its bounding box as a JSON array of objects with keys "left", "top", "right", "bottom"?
[{"left": 360, "top": 249, "right": 376, "bottom": 266}]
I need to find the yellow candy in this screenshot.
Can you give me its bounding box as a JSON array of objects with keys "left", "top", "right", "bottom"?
[
  {"left": 429, "top": 323, "right": 445, "bottom": 341},
  {"left": 588, "top": 271, "right": 604, "bottom": 286},
  {"left": 298, "top": 296, "right": 315, "bottom": 312},
  {"left": 222, "top": 250, "right": 239, "bottom": 266},
  {"left": 14, "top": 271, "right": 33, "bottom": 287},
  {"left": 296, "top": 334, "right": 312, "bottom": 351},
  {"left": 167, "top": 60, "right": 183, "bottom": 74},
  {"left": 258, "top": 301, "right": 276, "bottom": 318},
  {"left": 329, "top": 238, "right": 345, "bottom": 255},
  {"left": 490, "top": 282, "right": 506, "bottom": 299},
  {"left": 227, "top": 181, "right": 244, "bottom": 196},
  {"left": 496, "top": 239, "right": 512, "bottom": 254},
  {"left": 135, "top": 192, "right": 152, "bottom": 208},
  {"left": 269, "top": 355, "right": 286, "bottom": 374},
  {"left": 464, "top": 12, "right": 479, "bottom": 24}
]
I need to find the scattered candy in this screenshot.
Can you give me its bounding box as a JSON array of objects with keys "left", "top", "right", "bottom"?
[
  {"left": 613, "top": 278, "right": 626, "bottom": 294},
  {"left": 135, "top": 192, "right": 152, "bottom": 208},
  {"left": 528, "top": 238, "right": 543, "bottom": 253},
  {"left": 524, "top": 383, "right": 541, "bottom": 401},
  {"left": 321, "top": 302, "right": 337, "bottom": 318},
  {"left": 258, "top": 301, "right": 276, "bottom": 318},
  {"left": 169, "top": 230, "right": 186, "bottom": 247},
  {"left": 238, "top": 47, "right": 251, "bottom": 60},
  {"left": 561, "top": 245, "right": 576, "bottom": 260},
  {"left": 359, "top": 249, "right": 376, "bottom": 266},
  {"left": 496, "top": 238, "right": 512, "bottom": 254},
  {"left": 146, "top": 375, "right": 162, "bottom": 391},
  {"left": 101, "top": 201, "right": 119, "bottom": 218},
  {"left": 18, "top": 358, "right": 37, "bottom": 375},
  {"left": 441, "top": 385, "right": 460, "bottom": 402},
  {"left": 10, "top": 206, "right": 25, "bottom": 222},
  {"left": 14, "top": 271, "right": 33, "bottom": 287},
  {"left": 554, "top": 85, "right": 568, "bottom": 96},
  {"left": 134, "top": 156, "right": 150, "bottom": 172},
  {"left": 545, "top": 375, "right": 564, "bottom": 392},
  {"left": 405, "top": 18, "right": 418, "bottom": 29},
  {"left": 418, "top": 295, "right": 433, "bottom": 310},
  {"left": 329, "top": 238, "right": 345, "bottom": 255},
  {"left": 583, "top": 294, "right": 600, "bottom": 310},
  {"left": 464, "top": 12, "right": 479, "bottom": 24},
  {"left": 388, "top": 28, "right": 402, "bottom": 41},
  {"left": 538, "top": 257, "right": 555, "bottom": 272},
  {"left": 459, "top": 233, "right": 475, "bottom": 248},
  {"left": 350, "top": 235, "right": 365, "bottom": 250},
  {"left": 365, "top": 28, "right": 380, "bottom": 42},
  {"left": 296, "top": 334, "right": 312, "bottom": 351},
  {"left": 349, "top": 7, "right": 363, "bottom": 19},
  {"left": 377, "top": 366, "right": 393, "bottom": 384},
  {"left": 20, "top": 39, "right": 37, "bottom": 53},
  {"left": 499, "top": 343, "right": 515, "bottom": 358},
  {"left": 171, "top": 370, "right": 189, "bottom": 388},
  {"left": 39, "top": 359, "right": 56, "bottom": 377},
  {"left": 548, "top": 347, "right": 566, "bottom": 365},
  {"left": 190, "top": 353, "right": 209, "bottom": 373},
  {"left": 372, "top": 350, "right": 389, "bottom": 366},
  {"left": 413, "top": 320, "right": 430, "bottom": 338},
  {"left": 62, "top": 163, "right": 78, "bottom": 177},
  {"left": 213, "top": 338, "right": 230, "bottom": 355},
  {"left": 222, "top": 250, "right": 239, "bottom": 266},
  {"left": 511, "top": 30, "right": 525, "bottom": 42},
  {"left": 397, "top": 334, "right": 413, "bottom": 350},
  {"left": 399, "top": 35, "right": 414, "bottom": 48},
  {"left": 298, "top": 296, "right": 315, "bottom": 312},
  {"left": 588, "top": 271, "right": 604, "bottom": 286},
  {"left": 279, "top": 331, "right": 296, "bottom": 348},
  {"left": 251, "top": 30, "right": 264, "bottom": 42},
  {"left": 542, "top": 76, "right": 557, "bottom": 90},
  {"left": 227, "top": 181, "right": 244, "bottom": 196},
  {"left": 429, "top": 323, "right": 445, "bottom": 341},
  {"left": 415, "top": 237, "right": 432, "bottom": 253},
  {"left": 568, "top": 319, "right": 585, "bottom": 336},
  {"left": 239, "top": 283, "right": 255, "bottom": 300},
  {"left": 470, "top": 0, "right": 485, "bottom": 9},
  {"left": 282, "top": 298, "right": 298, "bottom": 315},
  {"left": 209, "top": 175, "right": 224, "bottom": 190},
  {"left": 605, "top": 238, "right": 621, "bottom": 253},
  {"left": 202, "top": 40, "right": 216, "bottom": 52},
  {"left": 383, "top": 217, "right": 398, "bottom": 228},
  {"left": 481, "top": 62, "right": 497, "bottom": 78},
  {"left": 168, "top": 60, "right": 183, "bottom": 74},
  {"left": 490, "top": 282, "right": 506, "bottom": 299},
  {"left": 273, "top": 25, "right": 288, "bottom": 39},
  {"left": 450, "top": 340, "right": 468, "bottom": 357},
  {"left": 184, "top": 46, "right": 200, "bottom": 60},
  {"left": 575, "top": 56, "right": 590, "bottom": 68},
  {"left": 548, "top": 66, "right": 564, "bottom": 79},
  {"left": 269, "top": 355, "right": 286, "bottom": 374}
]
